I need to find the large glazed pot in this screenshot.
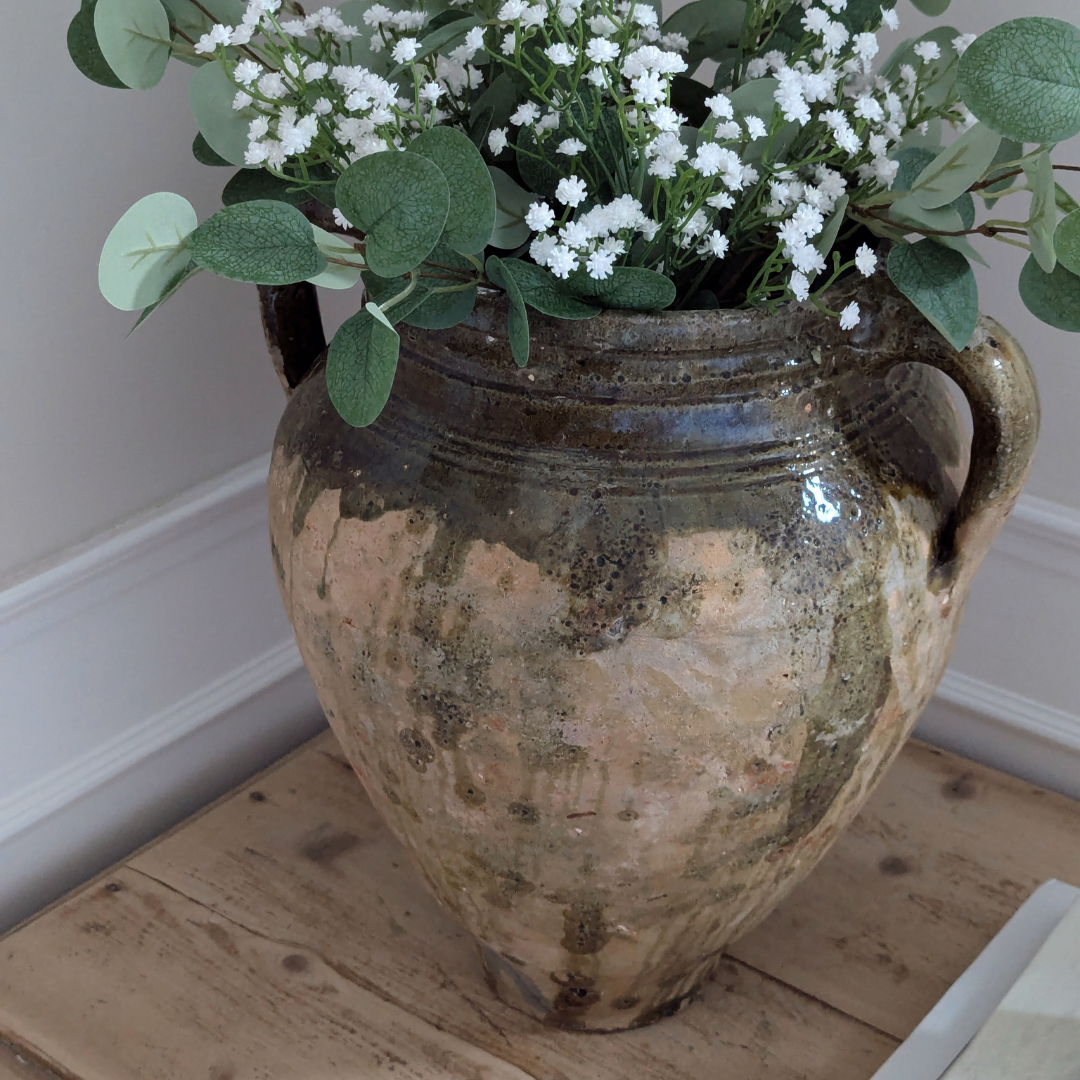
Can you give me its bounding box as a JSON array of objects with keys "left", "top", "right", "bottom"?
[{"left": 265, "top": 279, "right": 1038, "bottom": 1032}]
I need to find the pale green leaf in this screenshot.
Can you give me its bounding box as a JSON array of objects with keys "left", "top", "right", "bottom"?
[
  {"left": 336, "top": 151, "right": 450, "bottom": 278},
  {"left": 94, "top": 0, "right": 172, "bottom": 89},
  {"left": 488, "top": 167, "right": 534, "bottom": 249},
  {"left": 1023, "top": 151, "right": 1058, "bottom": 273},
  {"left": 888, "top": 240, "right": 979, "bottom": 351},
  {"left": 128, "top": 260, "right": 202, "bottom": 333},
  {"left": 662, "top": 0, "right": 745, "bottom": 68},
  {"left": 189, "top": 60, "right": 257, "bottom": 167},
  {"left": 885, "top": 29, "right": 959, "bottom": 109},
  {"left": 1054, "top": 208, "right": 1080, "bottom": 277},
  {"left": 99, "top": 191, "right": 198, "bottom": 311},
  {"left": 307, "top": 226, "right": 364, "bottom": 290},
  {"left": 326, "top": 304, "right": 401, "bottom": 427},
  {"left": 408, "top": 127, "right": 496, "bottom": 256},
  {"left": 187, "top": 200, "right": 327, "bottom": 284},
  {"left": 912, "top": 123, "right": 1001, "bottom": 210},
  {"left": 68, "top": 2, "right": 128, "bottom": 88},
  {"left": 815, "top": 195, "right": 849, "bottom": 258},
  {"left": 910, "top": 0, "right": 950, "bottom": 14},
  {"left": 957, "top": 18, "right": 1080, "bottom": 144}
]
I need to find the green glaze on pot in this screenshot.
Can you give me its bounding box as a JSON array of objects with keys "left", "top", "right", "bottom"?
[{"left": 267, "top": 280, "right": 1038, "bottom": 1032}]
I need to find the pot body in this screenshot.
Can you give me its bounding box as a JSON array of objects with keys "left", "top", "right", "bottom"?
[{"left": 268, "top": 285, "right": 1038, "bottom": 1031}]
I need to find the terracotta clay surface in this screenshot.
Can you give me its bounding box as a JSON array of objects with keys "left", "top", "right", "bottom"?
[{"left": 267, "top": 284, "right": 1038, "bottom": 1030}]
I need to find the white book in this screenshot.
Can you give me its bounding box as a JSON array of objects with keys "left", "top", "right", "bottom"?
[{"left": 871, "top": 880, "right": 1080, "bottom": 1080}]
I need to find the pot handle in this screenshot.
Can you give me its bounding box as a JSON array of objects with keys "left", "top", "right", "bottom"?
[
  {"left": 257, "top": 283, "right": 327, "bottom": 394},
  {"left": 883, "top": 316, "right": 1040, "bottom": 587}
]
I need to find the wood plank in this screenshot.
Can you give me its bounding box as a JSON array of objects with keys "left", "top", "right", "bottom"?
[
  {"left": 0, "top": 734, "right": 896, "bottom": 1080},
  {"left": 0, "top": 1042, "right": 63, "bottom": 1080},
  {"left": 728, "top": 741, "right": 1080, "bottom": 1039}
]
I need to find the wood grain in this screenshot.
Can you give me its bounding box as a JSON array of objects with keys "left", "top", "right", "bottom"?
[
  {"left": 727, "top": 742, "right": 1080, "bottom": 1038},
  {"left": 0, "top": 734, "right": 1075, "bottom": 1080}
]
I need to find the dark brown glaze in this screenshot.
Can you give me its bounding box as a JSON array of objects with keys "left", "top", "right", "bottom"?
[{"left": 265, "top": 278, "right": 1038, "bottom": 1031}]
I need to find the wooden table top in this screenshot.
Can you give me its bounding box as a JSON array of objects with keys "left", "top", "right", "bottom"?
[{"left": 2, "top": 733, "right": 1078, "bottom": 1080}]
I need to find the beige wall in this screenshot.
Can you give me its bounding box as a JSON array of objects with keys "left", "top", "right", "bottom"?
[{"left": 2, "top": 1, "right": 1078, "bottom": 584}]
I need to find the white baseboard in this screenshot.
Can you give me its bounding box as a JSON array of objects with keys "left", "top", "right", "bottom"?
[
  {"left": 0, "top": 456, "right": 325, "bottom": 933},
  {"left": 0, "top": 458, "right": 1076, "bottom": 933}
]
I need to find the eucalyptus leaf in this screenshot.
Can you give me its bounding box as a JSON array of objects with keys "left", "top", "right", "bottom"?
[
  {"left": 564, "top": 267, "right": 676, "bottom": 310},
  {"left": 815, "top": 195, "right": 849, "bottom": 259},
  {"left": 470, "top": 73, "right": 518, "bottom": 142},
  {"left": 911, "top": 124, "right": 1001, "bottom": 210},
  {"left": 885, "top": 29, "right": 959, "bottom": 109},
  {"left": 189, "top": 60, "right": 256, "bottom": 167},
  {"left": 837, "top": 0, "right": 897, "bottom": 32},
  {"left": 888, "top": 240, "right": 978, "bottom": 351},
  {"left": 192, "top": 132, "right": 232, "bottom": 166},
  {"left": 1025, "top": 151, "right": 1058, "bottom": 273},
  {"left": 1057, "top": 184, "right": 1080, "bottom": 217},
  {"left": 326, "top": 304, "right": 401, "bottom": 427},
  {"left": 306, "top": 226, "right": 364, "bottom": 290},
  {"left": 408, "top": 127, "right": 496, "bottom": 256},
  {"left": 94, "top": 0, "right": 172, "bottom": 89},
  {"left": 99, "top": 191, "right": 198, "bottom": 311},
  {"left": 336, "top": 151, "right": 450, "bottom": 278},
  {"left": 129, "top": 260, "right": 202, "bottom": 333},
  {"left": 361, "top": 269, "right": 433, "bottom": 323},
  {"left": 187, "top": 200, "right": 327, "bottom": 284},
  {"left": 1019, "top": 256, "right": 1080, "bottom": 331},
  {"left": 662, "top": 0, "right": 745, "bottom": 68},
  {"left": 222, "top": 169, "right": 323, "bottom": 207},
  {"left": 498, "top": 260, "right": 601, "bottom": 320},
  {"left": 1054, "top": 209, "right": 1080, "bottom": 277},
  {"left": 68, "top": 2, "right": 128, "bottom": 88},
  {"left": 391, "top": 16, "right": 483, "bottom": 74},
  {"left": 889, "top": 195, "right": 963, "bottom": 236},
  {"left": 957, "top": 18, "right": 1080, "bottom": 144},
  {"left": 515, "top": 126, "right": 562, "bottom": 200},
  {"left": 909, "top": 0, "right": 950, "bottom": 14},
  {"left": 485, "top": 255, "right": 530, "bottom": 367},
  {"left": 488, "top": 167, "right": 535, "bottom": 249},
  {"left": 168, "top": 0, "right": 245, "bottom": 43},
  {"left": 404, "top": 286, "right": 478, "bottom": 328},
  {"left": 982, "top": 137, "right": 1024, "bottom": 210},
  {"left": 337, "top": 0, "right": 391, "bottom": 73}
]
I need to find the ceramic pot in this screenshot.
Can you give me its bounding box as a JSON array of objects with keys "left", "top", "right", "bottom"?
[{"left": 265, "top": 279, "right": 1038, "bottom": 1032}]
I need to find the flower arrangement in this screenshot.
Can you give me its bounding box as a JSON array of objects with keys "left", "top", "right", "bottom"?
[{"left": 73, "top": 0, "right": 1080, "bottom": 425}]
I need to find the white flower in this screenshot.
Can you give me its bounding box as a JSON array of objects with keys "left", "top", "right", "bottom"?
[
  {"left": 230, "top": 23, "right": 254, "bottom": 44},
  {"left": 235, "top": 59, "right": 262, "bottom": 86},
  {"left": 803, "top": 9, "right": 831, "bottom": 35},
  {"left": 791, "top": 242, "right": 826, "bottom": 277},
  {"left": 313, "top": 97, "right": 333, "bottom": 115},
  {"left": 853, "top": 32, "right": 879, "bottom": 63},
  {"left": 545, "top": 42, "right": 577, "bottom": 65},
  {"left": 248, "top": 115, "right": 270, "bottom": 140},
  {"left": 792, "top": 203, "right": 825, "bottom": 239},
  {"left": 706, "top": 191, "right": 735, "bottom": 211},
  {"left": 588, "top": 13, "right": 617, "bottom": 35},
  {"left": 501, "top": 30, "right": 516, "bottom": 55},
  {"left": 704, "top": 93, "right": 734, "bottom": 119},
  {"left": 822, "top": 0, "right": 847, "bottom": 11},
  {"left": 525, "top": 201, "right": 556, "bottom": 231},
  {"left": 498, "top": 0, "right": 528, "bottom": 19},
  {"left": 419, "top": 81, "right": 442, "bottom": 104},
  {"left": 510, "top": 101, "right": 541, "bottom": 126},
  {"left": 745, "top": 57, "right": 769, "bottom": 79},
  {"left": 855, "top": 245, "right": 878, "bottom": 277},
  {"left": 558, "top": 137, "right": 587, "bottom": 155},
  {"left": 232, "top": 90, "right": 253, "bottom": 110},
  {"left": 698, "top": 230, "right": 729, "bottom": 258},
  {"left": 283, "top": 56, "right": 300, "bottom": 78},
  {"left": 258, "top": 71, "right": 286, "bottom": 99},
  {"left": 363, "top": 4, "right": 393, "bottom": 26},
  {"left": 913, "top": 40, "right": 941, "bottom": 63},
  {"left": 631, "top": 71, "right": 667, "bottom": 106},
  {"left": 521, "top": 4, "right": 546, "bottom": 27},
  {"left": 952, "top": 33, "right": 977, "bottom": 56},
  {"left": 714, "top": 120, "right": 741, "bottom": 140},
  {"left": 537, "top": 110, "right": 560, "bottom": 132},
  {"left": 661, "top": 32, "right": 689, "bottom": 52},
  {"left": 775, "top": 69, "right": 811, "bottom": 126},
  {"left": 839, "top": 302, "right": 861, "bottom": 330},
  {"left": 304, "top": 61, "right": 329, "bottom": 81},
  {"left": 194, "top": 24, "right": 231, "bottom": 54},
  {"left": 392, "top": 37, "right": 419, "bottom": 62},
  {"left": 245, "top": 141, "right": 269, "bottom": 165},
  {"left": 530, "top": 234, "right": 558, "bottom": 266},
  {"left": 586, "top": 37, "right": 620, "bottom": 63},
  {"left": 547, "top": 245, "right": 578, "bottom": 278},
  {"left": 558, "top": 4, "right": 579, "bottom": 24},
  {"left": 586, "top": 248, "right": 617, "bottom": 279},
  {"left": 854, "top": 95, "right": 884, "bottom": 123},
  {"left": 488, "top": 127, "right": 509, "bottom": 154},
  {"left": 332, "top": 207, "right": 355, "bottom": 231},
  {"left": 556, "top": 175, "right": 588, "bottom": 207},
  {"left": 790, "top": 271, "right": 811, "bottom": 302},
  {"left": 874, "top": 156, "right": 900, "bottom": 187},
  {"left": 881, "top": 7, "right": 899, "bottom": 31},
  {"left": 821, "top": 21, "right": 850, "bottom": 54},
  {"left": 649, "top": 105, "right": 685, "bottom": 132},
  {"left": 745, "top": 115, "right": 767, "bottom": 140}
]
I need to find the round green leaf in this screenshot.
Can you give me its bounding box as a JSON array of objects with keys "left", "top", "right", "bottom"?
[
  {"left": 169, "top": 0, "right": 245, "bottom": 41},
  {"left": 129, "top": 260, "right": 202, "bottom": 332},
  {"left": 911, "top": 124, "right": 1001, "bottom": 211},
  {"left": 488, "top": 167, "right": 535, "bottom": 250},
  {"left": 957, "top": 18, "right": 1080, "bottom": 144},
  {"left": 187, "top": 200, "right": 327, "bottom": 284},
  {"left": 404, "top": 286, "right": 478, "bottom": 329},
  {"left": 496, "top": 259, "right": 600, "bottom": 320},
  {"left": 193, "top": 132, "right": 232, "bottom": 167},
  {"left": 307, "top": 226, "right": 364, "bottom": 290},
  {"left": 94, "top": 0, "right": 172, "bottom": 90},
  {"left": 565, "top": 267, "right": 677, "bottom": 310},
  {"left": 886, "top": 28, "right": 960, "bottom": 110},
  {"left": 68, "top": 3, "right": 128, "bottom": 88},
  {"left": 327, "top": 305, "right": 401, "bottom": 427},
  {"left": 887, "top": 240, "right": 979, "bottom": 351},
  {"left": 222, "top": 170, "right": 313, "bottom": 207},
  {"left": 189, "top": 60, "right": 256, "bottom": 167},
  {"left": 909, "top": 0, "right": 950, "bottom": 14},
  {"left": 408, "top": 128, "right": 496, "bottom": 256},
  {"left": 1055, "top": 209, "right": 1080, "bottom": 278},
  {"left": 99, "top": 192, "right": 198, "bottom": 310},
  {"left": 336, "top": 151, "right": 450, "bottom": 278},
  {"left": 1019, "top": 256, "right": 1080, "bottom": 331}
]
